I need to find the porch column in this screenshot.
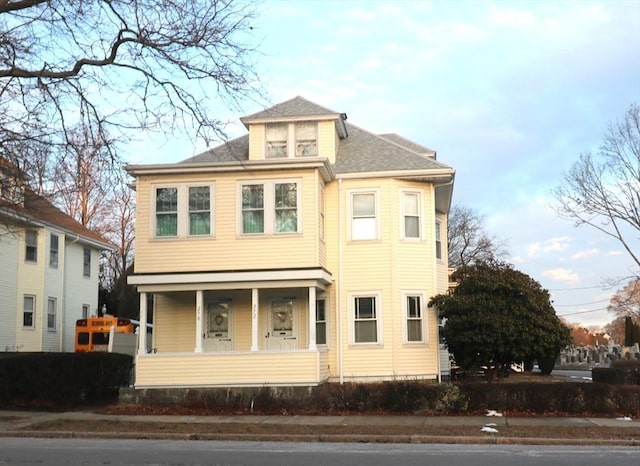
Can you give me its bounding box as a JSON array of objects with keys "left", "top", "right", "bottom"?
[
  {"left": 195, "top": 290, "right": 204, "bottom": 353},
  {"left": 308, "top": 286, "right": 317, "bottom": 350},
  {"left": 137, "top": 292, "right": 147, "bottom": 356},
  {"left": 251, "top": 288, "right": 259, "bottom": 351}
]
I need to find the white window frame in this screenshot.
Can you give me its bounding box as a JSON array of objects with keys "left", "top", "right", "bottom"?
[
  {"left": 25, "top": 229, "right": 37, "bottom": 262},
  {"left": 83, "top": 247, "right": 91, "bottom": 278},
  {"left": 151, "top": 184, "right": 215, "bottom": 239},
  {"left": 349, "top": 188, "right": 380, "bottom": 241},
  {"left": 237, "top": 179, "right": 301, "bottom": 235},
  {"left": 82, "top": 304, "right": 90, "bottom": 319},
  {"left": 435, "top": 219, "right": 443, "bottom": 260},
  {"left": 295, "top": 122, "right": 318, "bottom": 157},
  {"left": 49, "top": 233, "right": 59, "bottom": 268},
  {"left": 23, "top": 294, "right": 35, "bottom": 328},
  {"left": 402, "top": 291, "right": 427, "bottom": 344},
  {"left": 265, "top": 123, "right": 288, "bottom": 158},
  {"left": 348, "top": 291, "right": 383, "bottom": 345},
  {"left": 264, "top": 122, "right": 318, "bottom": 158},
  {"left": 315, "top": 298, "right": 327, "bottom": 346},
  {"left": 401, "top": 190, "right": 422, "bottom": 240},
  {"left": 47, "top": 297, "right": 57, "bottom": 331}
]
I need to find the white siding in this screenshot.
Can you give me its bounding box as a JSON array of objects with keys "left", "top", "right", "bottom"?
[{"left": 0, "top": 226, "right": 18, "bottom": 351}]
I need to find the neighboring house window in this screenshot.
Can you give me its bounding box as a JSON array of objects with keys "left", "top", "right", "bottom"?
[
  {"left": 155, "top": 187, "right": 178, "bottom": 237},
  {"left": 351, "top": 293, "right": 381, "bottom": 344},
  {"left": 83, "top": 247, "right": 91, "bottom": 277},
  {"left": 402, "top": 192, "right": 420, "bottom": 239},
  {"left": 23, "top": 295, "right": 35, "bottom": 328},
  {"left": 404, "top": 293, "right": 424, "bottom": 343},
  {"left": 295, "top": 123, "right": 317, "bottom": 157},
  {"left": 82, "top": 304, "right": 90, "bottom": 319},
  {"left": 25, "top": 229, "right": 37, "bottom": 262},
  {"left": 266, "top": 124, "right": 288, "bottom": 158},
  {"left": 351, "top": 191, "right": 378, "bottom": 240},
  {"left": 49, "top": 233, "right": 59, "bottom": 268},
  {"left": 189, "top": 186, "right": 211, "bottom": 235},
  {"left": 240, "top": 180, "right": 300, "bottom": 235},
  {"left": 47, "top": 297, "right": 57, "bottom": 330},
  {"left": 316, "top": 299, "right": 327, "bottom": 345},
  {"left": 319, "top": 184, "right": 325, "bottom": 240},
  {"left": 435, "top": 220, "right": 442, "bottom": 260}
]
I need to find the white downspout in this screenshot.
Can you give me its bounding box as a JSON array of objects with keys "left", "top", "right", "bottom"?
[
  {"left": 195, "top": 290, "right": 203, "bottom": 353},
  {"left": 138, "top": 292, "right": 147, "bottom": 356},
  {"left": 338, "top": 178, "right": 344, "bottom": 384}
]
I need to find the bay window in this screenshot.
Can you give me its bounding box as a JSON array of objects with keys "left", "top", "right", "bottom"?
[
  {"left": 351, "top": 292, "right": 382, "bottom": 344},
  {"left": 351, "top": 191, "right": 378, "bottom": 240},
  {"left": 402, "top": 192, "right": 421, "bottom": 239}
]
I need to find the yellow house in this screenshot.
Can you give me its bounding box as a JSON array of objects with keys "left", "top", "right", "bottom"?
[{"left": 126, "top": 97, "right": 455, "bottom": 388}]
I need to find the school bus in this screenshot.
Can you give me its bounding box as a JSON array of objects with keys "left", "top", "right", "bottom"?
[{"left": 74, "top": 315, "right": 136, "bottom": 352}]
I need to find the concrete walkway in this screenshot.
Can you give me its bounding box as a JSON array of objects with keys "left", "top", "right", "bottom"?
[{"left": 1, "top": 410, "right": 638, "bottom": 445}]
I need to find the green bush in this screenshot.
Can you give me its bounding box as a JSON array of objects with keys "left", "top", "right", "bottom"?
[{"left": 0, "top": 352, "right": 133, "bottom": 408}]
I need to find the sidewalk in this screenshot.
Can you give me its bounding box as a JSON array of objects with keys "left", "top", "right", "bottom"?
[{"left": 1, "top": 410, "right": 638, "bottom": 445}]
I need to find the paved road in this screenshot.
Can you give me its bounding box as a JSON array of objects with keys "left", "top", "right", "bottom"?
[{"left": 1, "top": 438, "right": 639, "bottom": 466}]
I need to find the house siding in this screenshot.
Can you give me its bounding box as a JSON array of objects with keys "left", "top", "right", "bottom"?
[
  {"left": 16, "top": 228, "right": 45, "bottom": 351},
  {"left": 318, "top": 120, "right": 336, "bottom": 164},
  {"left": 247, "top": 123, "right": 265, "bottom": 161},
  {"left": 0, "top": 225, "right": 18, "bottom": 351}
]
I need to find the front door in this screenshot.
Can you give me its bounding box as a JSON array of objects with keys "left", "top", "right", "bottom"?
[
  {"left": 204, "top": 300, "right": 232, "bottom": 351},
  {"left": 267, "top": 298, "right": 298, "bottom": 350}
]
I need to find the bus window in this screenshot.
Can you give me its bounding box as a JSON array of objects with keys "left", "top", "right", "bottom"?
[
  {"left": 77, "top": 332, "right": 89, "bottom": 345},
  {"left": 92, "top": 333, "right": 110, "bottom": 345}
]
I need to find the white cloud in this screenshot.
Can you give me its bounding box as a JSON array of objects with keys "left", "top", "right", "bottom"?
[
  {"left": 570, "top": 248, "right": 600, "bottom": 260},
  {"left": 605, "top": 250, "right": 623, "bottom": 257},
  {"left": 542, "top": 268, "right": 580, "bottom": 284},
  {"left": 527, "top": 236, "right": 572, "bottom": 258}
]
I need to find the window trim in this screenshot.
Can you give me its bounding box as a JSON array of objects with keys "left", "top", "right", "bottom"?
[
  {"left": 151, "top": 183, "right": 215, "bottom": 239},
  {"left": 435, "top": 219, "right": 443, "bottom": 260},
  {"left": 47, "top": 297, "right": 57, "bottom": 331},
  {"left": 264, "top": 122, "right": 318, "bottom": 158},
  {"left": 237, "top": 178, "right": 302, "bottom": 236},
  {"left": 402, "top": 291, "right": 427, "bottom": 344},
  {"left": 83, "top": 247, "right": 91, "bottom": 278},
  {"left": 315, "top": 298, "right": 327, "bottom": 346},
  {"left": 400, "top": 190, "right": 422, "bottom": 240},
  {"left": 348, "top": 291, "right": 383, "bottom": 346},
  {"left": 23, "top": 294, "right": 35, "bottom": 328},
  {"left": 49, "top": 233, "right": 59, "bottom": 268},
  {"left": 348, "top": 188, "right": 380, "bottom": 241},
  {"left": 82, "top": 304, "right": 90, "bottom": 319}
]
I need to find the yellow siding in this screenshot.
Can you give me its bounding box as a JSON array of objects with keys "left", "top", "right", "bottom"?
[
  {"left": 16, "top": 228, "right": 45, "bottom": 351},
  {"left": 247, "top": 124, "right": 265, "bottom": 160},
  {"left": 317, "top": 121, "right": 336, "bottom": 164},
  {"left": 134, "top": 169, "right": 321, "bottom": 274},
  {"left": 135, "top": 350, "right": 326, "bottom": 387},
  {"left": 154, "top": 293, "right": 196, "bottom": 352}
]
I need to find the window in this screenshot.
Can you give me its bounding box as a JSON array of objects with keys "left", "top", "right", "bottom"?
[
  {"left": 435, "top": 220, "right": 442, "bottom": 260},
  {"left": 83, "top": 247, "right": 91, "bottom": 277},
  {"left": 49, "top": 234, "right": 59, "bottom": 268},
  {"left": 316, "top": 299, "right": 327, "bottom": 345},
  {"left": 47, "top": 297, "right": 57, "bottom": 330},
  {"left": 82, "top": 304, "right": 90, "bottom": 319},
  {"left": 25, "top": 230, "right": 37, "bottom": 262},
  {"left": 242, "top": 184, "right": 264, "bottom": 233},
  {"left": 319, "top": 184, "right": 325, "bottom": 240},
  {"left": 155, "top": 187, "right": 178, "bottom": 237},
  {"left": 189, "top": 186, "right": 211, "bottom": 235},
  {"left": 23, "top": 295, "right": 35, "bottom": 328},
  {"left": 240, "top": 180, "right": 300, "bottom": 235},
  {"left": 266, "top": 124, "right": 288, "bottom": 158},
  {"left": 295, "top": 123, "right": 317, "bottom": 157},
  {"left": 352, "top": 294, "right": 381, "bottom": 344},
  {"left": 351, "top": 191, "right": 378, "bottom": 240},
  {"left": 402, "top": 192, "right": 420, "bottom": 239},
  {"left": 405, "top": 294, "right": 424, "bottom": 343}
]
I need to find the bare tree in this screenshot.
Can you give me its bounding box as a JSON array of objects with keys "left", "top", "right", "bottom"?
[
  {"left": 554, "top": 103, "right": 640, "bottom": 272},
  {"left": 0, "top": 0, "right": 262, "bottom": 167},
  {"left": 447, "top": 205, "right": 508, "bottom": 269},
  {"left": 608, "top": 279, "right": 640, "bottom": 325}
]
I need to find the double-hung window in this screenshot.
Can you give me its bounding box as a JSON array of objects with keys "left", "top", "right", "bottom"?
[
  {"left": 266, "top": 124, "right": 288, "bottom": 158},
  {"left": 23, "top": 295, "right": 35, "bottom": 328},
  {"left": 435, "top": 220, "right": 442, "bottom": 260},
  {"left": 49, "top": 233, "right": 59, "bottom": 268},
  {"left": 315, "top": 299, "right": 327, "bottom": 345},
  {"left": 240, "top": 180, "right": 300, "bottom": 235},
  {"left": 404, "top": 293, "right": 425, "bottom": 343},
  {"left": 25, "top": 230, "right": 37, "bottom": 262},
  {"left": 47, "top": 297, "right": 57, "bottom": 330},
  {"left": 351, "top": 190, "right": 378, "bottom": 240},
  {"left": 402, "top": 192, "right": 421, "bottom": 239},
  {"left": 154, "top": 185, "right": 213, "bottom": 238},
  {"left": 295, "top": 123, "right": 317, "bottom": 157},
  {"left": 351, "top": 293, "right": 381, "bottom": 344},
  {"left": 83, "top": 247, "right": 91, "bottom": 277}
]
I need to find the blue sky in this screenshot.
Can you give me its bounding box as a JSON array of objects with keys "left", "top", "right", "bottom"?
[{"left": 128, "top": 0, "right": 640, "bottom": 328}]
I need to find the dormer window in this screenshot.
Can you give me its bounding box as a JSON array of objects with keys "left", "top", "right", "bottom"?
[
  {"left": 264, "top": 122, "right": 318, "bottom": 158},
  {"left": 266, "top": 124, "right": 288, "bottom": 158},
  {"left": 295, "top": 123, "right": 317, "bottom": 157}
]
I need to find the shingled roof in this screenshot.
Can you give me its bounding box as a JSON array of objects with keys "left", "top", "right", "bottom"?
[{"left": 180, "top": 97, "right": 452, "bottom": 175}]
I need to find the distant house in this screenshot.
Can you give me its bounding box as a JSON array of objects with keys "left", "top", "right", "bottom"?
[
  {"left": 126, "top": 96, "right": 455, "bottom": 388},
  {"left": 0, "top": 159, "right": 112, "bottom": 352}
]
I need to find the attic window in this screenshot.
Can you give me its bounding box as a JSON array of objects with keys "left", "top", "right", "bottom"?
[
  {"left": 266, "top": 124, "right": 287, "bottom": 158},
  {"left": 295, "top": 123, "right": 317, "bottom": 157}
]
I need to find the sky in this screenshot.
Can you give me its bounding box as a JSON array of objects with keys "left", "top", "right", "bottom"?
[{"left": 127, "top": 0, "right": 640, "bottom": 329}]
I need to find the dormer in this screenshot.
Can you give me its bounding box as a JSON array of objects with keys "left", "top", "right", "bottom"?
[{"left": 240, "top": 96, "right": 347, "bottom": 164}]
